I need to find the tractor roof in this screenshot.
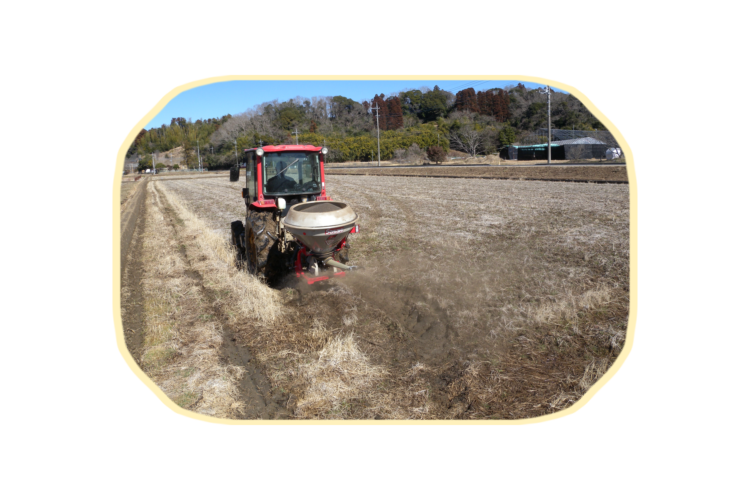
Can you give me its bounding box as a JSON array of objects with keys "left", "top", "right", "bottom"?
[{"left": 244, "top": 145, "right": 323, "bottom": 153}]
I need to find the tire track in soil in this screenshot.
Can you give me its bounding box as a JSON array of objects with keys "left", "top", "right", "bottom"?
[
  {"left": 121, "top": 200, "right": 146, "bottom": 365},
  {"left": 152, "top": 183, "right": 289, "bottom": 419}
]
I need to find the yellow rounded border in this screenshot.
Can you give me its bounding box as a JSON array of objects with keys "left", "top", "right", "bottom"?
[{"left": 13, "top": 0, "right": 737, "bottom": 499}]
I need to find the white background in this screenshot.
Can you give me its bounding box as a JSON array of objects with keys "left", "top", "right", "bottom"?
[{"left": 0, "top": 0, "right": 750, "bottom": 500}]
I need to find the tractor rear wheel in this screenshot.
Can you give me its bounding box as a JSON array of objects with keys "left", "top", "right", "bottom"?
[{"left": 245, "top": 210, "right": 284, "bottom": 282}]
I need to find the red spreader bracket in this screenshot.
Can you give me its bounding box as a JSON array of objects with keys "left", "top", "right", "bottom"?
[{"left": 294, "top": 246, "right": 348, "bottom": 285}]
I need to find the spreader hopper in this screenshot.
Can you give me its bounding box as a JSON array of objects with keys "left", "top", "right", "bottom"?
[{"left": 283, "top": 201, "right": 359, "bottom": 258}]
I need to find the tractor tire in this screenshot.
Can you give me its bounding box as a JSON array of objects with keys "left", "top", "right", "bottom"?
[
  {"left": 229, "top": 166, "right": 240, "bottom": 182},
  {"left": 230, "top": 220, "right": 245, "bottom": 265},
  {"left": 245, "top": 210, "right": 284, "bottom": 282}
]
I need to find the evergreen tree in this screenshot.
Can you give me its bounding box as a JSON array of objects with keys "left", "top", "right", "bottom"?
[
  {"left": 419, "top": 87, "right": 449, "bottom": 121},
  {"left": 456, "top": 88, "right": 479, "bottom": 113},
  {"left": 498, "top": 126, "right": 516, "bottom": 147}
]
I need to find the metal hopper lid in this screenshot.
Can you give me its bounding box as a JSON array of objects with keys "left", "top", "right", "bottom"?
[{"left": 283, "top": 201, "right": 358, "bottom": 230}]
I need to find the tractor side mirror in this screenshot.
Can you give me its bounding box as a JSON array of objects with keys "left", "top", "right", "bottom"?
[{"left": 229, "top": 166, "right": 239, "bottom": 182}]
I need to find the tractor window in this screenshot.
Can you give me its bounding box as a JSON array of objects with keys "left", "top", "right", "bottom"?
[
  {"left": 262, "top": 152, "right": 321, "bottom": 195},
  {"left": 246, "top": 153, "right": 257, "bottom": 200}
]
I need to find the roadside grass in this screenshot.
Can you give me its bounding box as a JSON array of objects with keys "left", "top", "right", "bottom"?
[
  {"left": 158, "top": 185, "right": 282, "bottom": 324},
  {"left": 132, "top": 182, "right": 249, "bottom": 418}
]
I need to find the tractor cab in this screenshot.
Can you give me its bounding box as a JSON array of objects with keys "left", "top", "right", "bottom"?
[{"left": 232, "top": 145, "right": 331, "bottom": 211}]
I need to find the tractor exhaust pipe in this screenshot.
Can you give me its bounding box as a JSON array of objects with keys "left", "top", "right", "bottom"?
[{"left": 323, "top": 257, "right": 357, "bottom": 272}]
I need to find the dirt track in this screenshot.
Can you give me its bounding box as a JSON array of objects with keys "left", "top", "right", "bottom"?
[
  {"left": 119, "top": 178, "right": 148, "bottom": 276},
  {"left": 119, "top": 173, "right": 630, "bottom": 420}
]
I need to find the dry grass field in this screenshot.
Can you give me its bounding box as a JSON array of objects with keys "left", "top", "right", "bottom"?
[{"left": 122, "top": 173, "right": 629, "bottom": 420}]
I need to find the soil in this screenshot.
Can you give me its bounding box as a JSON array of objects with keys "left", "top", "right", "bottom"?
[
  {"left": 327, "top": 165, "right": 628, "bottom": 183},
  {"left": 121, "top": 207, "right": 146, "bottom": 364},
  {"left": 145, "top": 174, "right": 629, "bottom": 419},
  {"left": 120, "top": 178, "right": 150, "bottom": 362},
  {"left": 119, "top": 178, "right": 149, "bottom": 274}
]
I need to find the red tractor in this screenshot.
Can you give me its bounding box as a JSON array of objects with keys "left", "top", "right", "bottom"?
[{"left": 230, "top": 145, "right": 359, "bottom": 284}]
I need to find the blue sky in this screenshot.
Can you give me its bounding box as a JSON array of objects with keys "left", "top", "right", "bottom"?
[{"left": 146, "top": 79, "right": 565, "bottom": 129}]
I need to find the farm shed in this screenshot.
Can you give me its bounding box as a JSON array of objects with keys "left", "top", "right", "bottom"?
[
  {"left": 515, "top": 143, "right": 566, "bottom": 161},
  {"left": 554, "top": 137, "right": 608, "bottom": 160}
]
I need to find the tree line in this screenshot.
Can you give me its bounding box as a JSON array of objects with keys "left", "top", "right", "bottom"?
[{"left": 127, "top": 83, "right": 607, "bottom": 168}]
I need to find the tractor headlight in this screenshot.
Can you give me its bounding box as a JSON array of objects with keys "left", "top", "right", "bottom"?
[
  {"left": 321, "top": 147, "right": 328, "bottom": 155},
  {"left": 256, "top": 148, "right": 264, "bottom": 156}
]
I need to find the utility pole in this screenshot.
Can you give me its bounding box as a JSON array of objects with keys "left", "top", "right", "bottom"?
[
  {"left": 293, "top": 127, "right": 300, "bottom": 145},
  {"left": 540, "top": 85, "right": 552, "bottom": 165},
  {"left": 152, "top": 154, "right": 155, "bottom": 174},
  {"left": 197, "top": 140, "right": 202, "bottom": 172},
  {"left": 548, "top": 85, "right": 551, "bottom": 165},
  {"left": 370, "top": 103, "right": 381, "bottom": 166},
  {"left": 234, "top": 139, "right": 239, "bottom": 168}
]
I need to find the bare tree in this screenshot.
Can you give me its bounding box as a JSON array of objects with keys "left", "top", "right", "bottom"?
[
  {"left": 479, "top": 129, "right": 498, "bottom": 154},
  {"left": 406, "top": 143, "right": 425, "bottom": 164},
  {"left": 211, "top": 107, "right": 278, "bottom": 146},
  {"left": 450, "top": 126, "right": 483, "bottom": 157},
  {"left": 447, "top": 109, "right": 474, "bottom": 122},
  {"left": 392, "top": 148, "right": 406, "bottom": 163},
  {"left": 402, "top": 114, "right": 420, "bottom": 128}
]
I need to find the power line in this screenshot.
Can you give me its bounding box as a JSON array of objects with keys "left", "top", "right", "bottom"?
[
  {"left": 444, "top": 80, "right": 483, "bottom": 92},
  {"left": 445, "top": 80, "right": 492, "bottom": 93},
  {"left": 450, "top": 82, "right": 497, "bottom": 96}
]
